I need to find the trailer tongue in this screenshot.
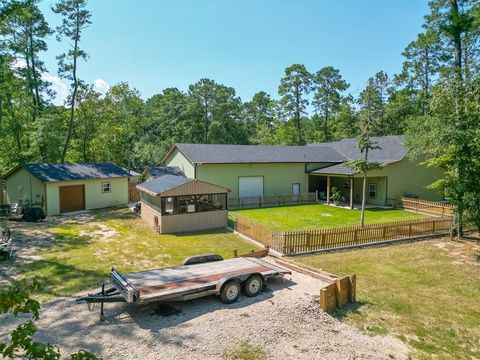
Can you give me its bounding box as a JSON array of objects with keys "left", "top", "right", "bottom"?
[{"left": 77, "top": 255, "right": 291, "bottom": 319}]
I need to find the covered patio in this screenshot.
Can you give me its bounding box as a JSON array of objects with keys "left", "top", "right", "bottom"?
[{"left": 308, "top": 164, "right": 391, "bottom": 208}]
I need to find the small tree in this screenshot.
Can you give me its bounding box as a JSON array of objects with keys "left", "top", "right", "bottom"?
[
  {"left": 346, "top": 79, "right": 382, "bottom": 226},
  {"left": 0, "top": 279, "right": 98, "bottom": 359}
]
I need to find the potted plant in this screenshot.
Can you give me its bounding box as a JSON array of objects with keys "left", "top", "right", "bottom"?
[{"left": 330, "top": 187, "right": 342, "bottom": 206}]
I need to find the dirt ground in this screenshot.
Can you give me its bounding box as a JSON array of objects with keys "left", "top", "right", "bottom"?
[{"left": 0, "top": 257, "right": 409, "bottom": 360}]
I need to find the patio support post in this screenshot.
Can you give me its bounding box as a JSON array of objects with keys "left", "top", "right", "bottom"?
[
  {"left": 349, "top": 177, "right": 354, "bottom": 209},
  {"left": 326, "top": 176, "right": 331, "bottom": 205}
]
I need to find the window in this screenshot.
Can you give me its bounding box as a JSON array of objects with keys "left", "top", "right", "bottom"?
[
  {"left": 197, "top": 194, "right": 227, "bottom": 212},
  {"left": 368, "top": 183, "right": 377, "bottom": 199},
  {"left": 102, "top": 182, "right": 111, "bottom": 193},
  {"left": 292, "top": 183, "right": 300, "bottom": 195},
  {"left": 160, "top": 193, "right": 227, "bottom": 215},
  {"left": 344, "top": 182, "right": 350, "bottom": 190},
  {"left": 164, "top": 197, "right": 174, "bottom": 214}
]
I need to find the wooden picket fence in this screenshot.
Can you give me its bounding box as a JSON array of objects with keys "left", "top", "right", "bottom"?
[
  {"left": 233, "top": 215, "right": 284, "bottom": 252},
  {"left": 234, "top": 215, "right": 453, "bottom": 255},
  {"left": 228, "top": 192, "right": 316, "bottom": 210},
  {"left": 402, "top": 197, "right": 454, "bottom": 217}
]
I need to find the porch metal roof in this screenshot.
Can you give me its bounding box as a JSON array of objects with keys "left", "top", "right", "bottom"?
[{"left": 309, "top": 163, "right": 359, "bottom": 176}]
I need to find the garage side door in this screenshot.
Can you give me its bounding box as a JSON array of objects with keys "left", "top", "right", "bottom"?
[
  {"left": 59, "top": 185, "right": 85, "bottom": 213},
  {"left": 238, "top": 177, "right": 264, "bottom": 198}
]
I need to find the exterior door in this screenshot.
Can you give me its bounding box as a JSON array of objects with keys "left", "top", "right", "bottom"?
[
  {"left": 59, "top": 185, "right": 85, "bottom": 213},
  {"left": 292, "top": 183, "right": 300, "bottom": 195},
  {"left": 238, "top": 177, "right": 263, "bottom": 198}
]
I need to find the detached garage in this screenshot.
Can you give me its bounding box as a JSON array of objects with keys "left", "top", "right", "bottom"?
[{"left": 3, "top": 163, "right": 130, "bottom": 215}]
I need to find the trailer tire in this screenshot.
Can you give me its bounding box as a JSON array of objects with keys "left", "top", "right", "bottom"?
[
  {"left": 243, "top": 275, "right": 264, "bottom": 297},
  {"left": 220, "top": 280, "right": 241, "bottom": 304}
]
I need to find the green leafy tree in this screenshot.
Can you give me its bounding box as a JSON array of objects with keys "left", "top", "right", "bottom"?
[
  {"left": 347, "top": 79, "right": 383, "bottom": 226},
  {"left": 312, "top": 66, "right": 349, "bottom": 141},
  {"left": 0, "top": 279, "right": 99, "bottom": 359},
  {"left": 53, "top": 0, "right": 91, "bottom": 163},
  {"left": 401, "top": 30, "right": 442, "bottom": 113},
  {"left": 278, "top": 64, "right": 312, "bottom": 144}
]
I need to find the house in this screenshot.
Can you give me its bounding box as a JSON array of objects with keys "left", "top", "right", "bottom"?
[
  {"left": 137, "top": 174, "right": 229, "bottom": 233},
  {"left": 3, "top": 163, "right": 130, "bottom": 215},
  {"left": 162, "top": 136, "right": 444, "bottom": 208}
]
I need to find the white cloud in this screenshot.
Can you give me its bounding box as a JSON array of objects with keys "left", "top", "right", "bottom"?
[
  {"left": 42, "top": 73, "right": 70, "bottom": 106},
  {"left": 93, "top": 78, "right": 110, "bottom": 95}
]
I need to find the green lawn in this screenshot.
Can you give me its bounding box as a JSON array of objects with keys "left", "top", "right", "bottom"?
[
  {"left": 230, "top": 204, "right": 429, "bottom": 231},
  {"left": 2, "top": 208, "right": 259, "bottom": 301},
  {"left": 296, "top": 240, "right": 480, "bottom": 360}
]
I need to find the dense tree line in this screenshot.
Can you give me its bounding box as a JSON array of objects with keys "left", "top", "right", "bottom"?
[{"left": 1, "top": 0, "right": 480, "bottom": 232}]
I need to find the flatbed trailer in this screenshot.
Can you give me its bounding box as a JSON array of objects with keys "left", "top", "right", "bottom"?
[{"left": 77, "top": 255, "right": 291, "bottom": 319}]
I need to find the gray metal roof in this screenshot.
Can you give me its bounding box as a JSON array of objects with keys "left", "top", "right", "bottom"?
[
  {"left": 147, "top": 166, "right": 185, "bottom": 178},
  {"left": 172, "top": 136, "right": 406, "bottom": 165},
  {"left": 137, "top": 174, "right": 192, "bottom": 196},
  {"left": 175, "top": 143, "right": 347, "bottom": 164},
  {"left": 14, "top": 163, "right": 130, "bottom": 182},
  {"left": 316, "top": 135, "right": 407, "bottom": 164},
  {"left": 309, "top": 163, "right": 359, "bottom": 176}
]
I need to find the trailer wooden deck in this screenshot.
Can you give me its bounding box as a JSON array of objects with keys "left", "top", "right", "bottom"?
[{"left": 116, "top": 257, "right": 289, "bottom": 302}]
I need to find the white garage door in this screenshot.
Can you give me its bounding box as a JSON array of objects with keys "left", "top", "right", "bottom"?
[{"left": 239, "top": 177, "right": 264, "bottom": 198}]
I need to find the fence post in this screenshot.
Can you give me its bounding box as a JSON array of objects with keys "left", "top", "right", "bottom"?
[
  {"left": 408, "top": 223, "right": 413, "bottom": 237},
  {"left": 306, "top": 233, "right": 311, "bottom": 250},
  {"left": 432, "top": 220, "right": 436, "bottom": 232},
  {"left": 353, "top": 229, "right": 358, "bottom": 244}
]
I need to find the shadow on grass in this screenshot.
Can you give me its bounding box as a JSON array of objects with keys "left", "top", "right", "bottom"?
[
  {"left": 19, "top": 259, "right": 109, "bottom": 298},
  {"left": 330, "top": 300, "right": 371, "bottom": 321}
]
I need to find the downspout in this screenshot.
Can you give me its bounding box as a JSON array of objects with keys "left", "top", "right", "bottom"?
[{"left": 194, "top": 164, "right": 197, "bottom": 179}]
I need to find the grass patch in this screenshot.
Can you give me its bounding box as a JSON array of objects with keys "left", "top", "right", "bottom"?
[
  {"left": 7, "top": 207, "right": 259, "bottom": 302},
  {"left": 230, "top": 204, "right": 429, "bottom": 231},
  {"left": 223, "top": 342, "right": 267, "bottom": 360},
  {"left": 296, "top": 239, "right": 480, "bottom": 359}
]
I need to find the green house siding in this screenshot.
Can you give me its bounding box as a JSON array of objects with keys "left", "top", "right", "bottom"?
[
  {"left": 46, "top": 177, "right": 128, "bottom": 215},
  {"left": 5, "top": 168, "right": 45, "bottom": 207},
  {"left": 354, "top": 158, "right": 444, "bottom": 202},
  {"left": 164, "top": 148, "right": 195, "bottom": 178},
  {"left": 196, "top": 163, "right": 309, "bottom": 198}
]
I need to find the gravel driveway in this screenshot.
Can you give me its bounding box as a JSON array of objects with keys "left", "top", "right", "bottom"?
[{"left": 1, "top": 257, "right": 409, "bottom": 359}]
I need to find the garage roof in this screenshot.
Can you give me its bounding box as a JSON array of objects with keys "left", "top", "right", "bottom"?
[{"left": 4, "top": 163, "right": 130, "bottom": 182}]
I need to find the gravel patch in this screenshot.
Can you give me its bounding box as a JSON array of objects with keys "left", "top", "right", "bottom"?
[{"left": 0, "top": 258, "right": 409, "bottom": 359}]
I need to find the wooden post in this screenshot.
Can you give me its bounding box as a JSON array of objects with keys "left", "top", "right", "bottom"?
[
  {"left": 326, "top": 176, "right": 331, "bottom": 205},
  {"left": 348, "top": 275, "right": 356, "bottom": 302},
  {"left": 315, "top": 190, "right": 319, "bottom": 203},
  {"left": 349, "top": 177, "right": 354, "bottom": 209},
  {"left": 233, "top": 249, "right": 238, "bottom": 258}
]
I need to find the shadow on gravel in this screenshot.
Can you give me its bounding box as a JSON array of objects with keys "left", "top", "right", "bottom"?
[{"left": 100, "top": 277, "right": 296, "bottom": 332}]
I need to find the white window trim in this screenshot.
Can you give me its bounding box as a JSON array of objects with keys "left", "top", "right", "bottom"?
[
  {"left": 368, "top": 183, "right": 377, "bottom": 199},
  {"left": 102, "top": 182, "right": 111, "bottom": 193}
]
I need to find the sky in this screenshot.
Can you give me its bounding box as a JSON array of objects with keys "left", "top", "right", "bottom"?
[{"left": 37, "top": 0, "right": 430, "bottom": 105}]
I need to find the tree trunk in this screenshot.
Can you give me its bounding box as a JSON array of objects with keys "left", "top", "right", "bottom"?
[
  {"left": 449, "top": 0, "right": 463, "bottom": 81},
  {"left": 61, "top": 14, "right": 80, "bottom": 163},
  {"left": 360, "top": 148, "right": 369, "bottom": 227}
]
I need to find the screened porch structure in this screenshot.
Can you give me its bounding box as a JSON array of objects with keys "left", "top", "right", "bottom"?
[
  {"left": 137, "top": 174, "right": 230, "bottom": 234},
  {"left": 308, "top": 163, "right": 390, "bottom": 208}
]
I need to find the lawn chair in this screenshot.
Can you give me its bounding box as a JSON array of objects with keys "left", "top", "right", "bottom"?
[{"left": 0, "top": 227, "right": 14, "bottom": 260}]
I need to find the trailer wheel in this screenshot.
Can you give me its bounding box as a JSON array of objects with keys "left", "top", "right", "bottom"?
[
  {"left": 243, "top": 275, "right": 264, "bottom": 297},
  {"left": 220, "top": 281, "right": 241, "bottom": 304}
]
